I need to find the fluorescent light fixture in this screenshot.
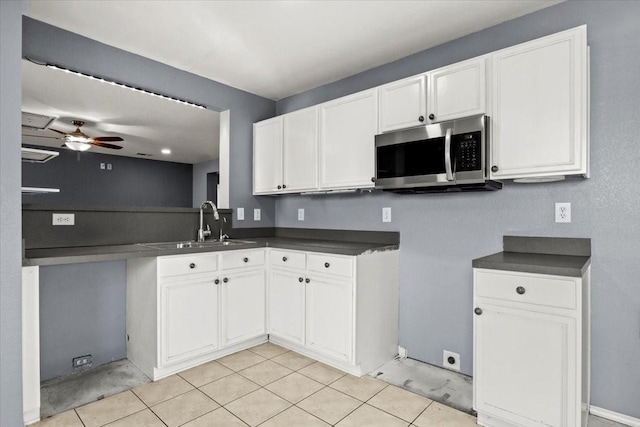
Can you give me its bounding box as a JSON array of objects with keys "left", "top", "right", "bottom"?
[
  {"left": 45, "top": 64, "right": 207, "bottom": 110},
  {"left": 161, "top": 148, "right": 171, "bottom": 155}
]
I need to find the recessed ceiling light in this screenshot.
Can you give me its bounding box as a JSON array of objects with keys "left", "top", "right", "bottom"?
[{"left": 161, "top": 148, "right": 171, "bottom": 155}]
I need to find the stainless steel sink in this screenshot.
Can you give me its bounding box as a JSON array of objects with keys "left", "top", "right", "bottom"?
[{"left": 138, "top": 239, "right": 256, "bottom": 250}]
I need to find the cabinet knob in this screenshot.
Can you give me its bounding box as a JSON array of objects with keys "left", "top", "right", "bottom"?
[
  {"left": 428, "top": 113, "right": 435, "bottom": 120},
  {"left": 189, "top": 263, "right": 196, "bottom": 269},
  {"left": 474, "top": 307, "right": 483, "bottom": 315},
  {"left": 305, "top": 278, "right": 310, "bottom": 283},
  {"left": 243, "top": 257, "right": 249, "bottom": 263},
  {"left": 277, "top": 185, "right": 282, "bottom": 189},
  {"left": 371, "top": 177, "right": 376, "bottom": 182},
  {"left": 491, "top": 165, "right": 499, "bottom": 173},
  {"left": 223, "top": 277, "right": 229, "bottom": 283},
  {"left": 324, "top": 262, "right": 330, "bottom": 268},
  {"left": 516, "top": 286, "right": 526, "bottom": 295},
  {"left": 283, "top": 256, "right": 288, "bottom": 262},
  {"left": 299, "top": 277, "right": 304, "bottom": 283},
  {"left": 214, "top": 279, "right": 220, "bottom": 285},
  {"left": 418, "top": 115, "right": 425, "bottom": 122},
  {"left": 282, "top": 184, "right": 287, "bottom": 189}
]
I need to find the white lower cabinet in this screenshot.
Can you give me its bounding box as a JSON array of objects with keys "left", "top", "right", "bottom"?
[
  {"left": 127, "top": 249, "right": 267, "bottom": 380},
  {"left": 305, "top": 274, "right": 353, "bottom": 362},
  {"left": 161, "top": 278, "right": 219, "bottom": 366},
  {"left": 268, "top": 248, "right": 399, "bottom": 376},
  {"left": 221, "top": 268, "right": 266, "bottom": 347},
  {"left": 473, "top": 268, "right": 590, "bottom": 427}
]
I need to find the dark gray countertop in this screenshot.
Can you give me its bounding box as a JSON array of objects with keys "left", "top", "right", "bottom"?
[
  {"left": 472, "top": 236, "right": 591, "bottom": 277},
  {"left": 23, "top": 237, "right": 399, "bottom": 267},
  {"left": 472, "top": 251, "right": 591, "bottom": 277}
]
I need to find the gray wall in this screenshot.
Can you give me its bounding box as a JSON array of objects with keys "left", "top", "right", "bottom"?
[
  {"left": 39, "top": 262, "right": 126, "bottom": 381},
  {"left": 0, "top": 1, "right": 24, "bottom": 425},
  {"left": 276, "top": 1, "right": 640, "bottom": 418},
  {"left": 23, "top": 145, "right": 193, "bottom": 207},
  {"left": 193, "top": 159, "right": 219, "bottom": 208}
]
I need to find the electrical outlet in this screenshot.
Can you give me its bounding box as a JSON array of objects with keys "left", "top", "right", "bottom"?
[
  {"left": 72, "top": 354, "right": 92, "bottom": 369},
  {"left": 298, "top": 208, "right": 305, "bottom": 221},
  {"left": 100, "top": 163, "right": 105, "bottom": 170},
  {"left": 398, "top": 346, "right": 408, "bottom": 359},
  {"left": 382, "top": 207, "right": 392, "bottom": 223},
  {"left": 254, "top": 208, "right": 261, "bottom": 221},
  {"left": 107, "top": 163, "right": 112, "bottom": 170},
  {"left": 52, "top": 213, "right": 75, "bottom": 226},
  {"left": 443, "top": 350, "right": 460, "bottom": 371},
  {"left": 237, "top": 208, "right": 244, "bottom": 221},
  {"left": 555, "top": 202, "right": 571, "bottom": 223}
]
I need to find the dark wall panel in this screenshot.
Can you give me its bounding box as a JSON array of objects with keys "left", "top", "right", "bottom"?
[{"left": 22, "top": 146, "right": 193, "bottom": 207}]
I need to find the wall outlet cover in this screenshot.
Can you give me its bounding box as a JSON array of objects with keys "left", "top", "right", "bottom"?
[
  {"left": 237, "top": 207, "right": 245, "bottom": 220},
  {"left": 555, "top": 202, "right": 571, "bottom": 223},
  {"left": 443, "top": 350, "right": 460, "bottom": 371},
  {"left": 254, "top": 208, "right": 261, "bottom": 221},
  {"left": 52, "top": 213, "right": 75, "bottom": 226},
  {"left": 382, "top": 207, "right": 392, "bottom": 223},
  {"left": 298, "top": 208, "right": 305, "bottom": 221}
]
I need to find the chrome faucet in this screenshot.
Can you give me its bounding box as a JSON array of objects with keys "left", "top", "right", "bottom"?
[
  {"left": 197, "top": 201, "right": 219, "bottom": 242},
  {"left": 219, "top": 217, "right": 229, "bottom": 242}
]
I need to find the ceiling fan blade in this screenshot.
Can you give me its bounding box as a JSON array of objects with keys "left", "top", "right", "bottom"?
[
  {"left": 49, "top": 128, "right": 68, "bottom": 135},
  {"left": 93, "top": 136, "right": 124, "bottom": 142},
  {"left": 23, "top": 134, "right": 61, "bottom": 139},
  {"left": 90, "top": 141, "right": 123, "bottom": 150}
]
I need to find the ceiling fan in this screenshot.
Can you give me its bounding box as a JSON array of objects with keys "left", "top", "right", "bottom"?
[{"left": 43, "top": 120, "right": 124, "bottom": 151}]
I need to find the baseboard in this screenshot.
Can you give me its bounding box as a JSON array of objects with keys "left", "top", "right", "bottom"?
[
  {"left": 23, "top": 408, "right": 40, "bottom": 425},
  {"left": 590, "top": 406, "right": 640, "bottom": 427}
]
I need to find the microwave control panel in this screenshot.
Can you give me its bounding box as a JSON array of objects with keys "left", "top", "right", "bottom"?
[{"left": 454, "top": 131, "right": 481, "bottom": 171}]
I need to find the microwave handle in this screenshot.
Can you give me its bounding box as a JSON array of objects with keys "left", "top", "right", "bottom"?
[{"left": 444, "top": 128, "right": 454, "bottom": 181}]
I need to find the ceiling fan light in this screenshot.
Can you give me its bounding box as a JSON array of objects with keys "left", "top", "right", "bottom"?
[{"left": 64, "top": 141, "right": 91, "bottom": 151}]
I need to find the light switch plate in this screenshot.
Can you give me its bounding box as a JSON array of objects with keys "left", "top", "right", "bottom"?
[
  {"left": 237, "top": 207, "right": 244, "bottom": 221},
  {"left": 254, "top": 208, "right": 261, "bottom": 221},
  {"left": 298, "top": 208, "right": 305, "bottom": 221},
  {"left": 52, "top": 213, "right": 74, "bottom": 225},
  {"left": 382, "top": 207, "right": 392, "bottom": 223}
]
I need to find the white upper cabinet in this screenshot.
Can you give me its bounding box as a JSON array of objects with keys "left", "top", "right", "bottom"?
[
  {"left": 429, "top": 57, "right": 487, "bottom": 123},
  {"left": 490, "top": 26, "right": 588, "bottom": 180},
  {"left": 283, "top": 106, "right": 318, "bottom": 192},
  {"left": 319, "top": 89, "right": 378, "bottom": 190},
  {"left": 378, "top": 75, "right": 427, "bottom": 133},
  {"left": 253, "top": 117, "right": 283, "bottom": 194}
]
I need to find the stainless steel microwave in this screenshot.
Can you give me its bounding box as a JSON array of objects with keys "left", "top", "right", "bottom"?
[{"left": 374, "top": 114, "right": 501, "bottom": 193}]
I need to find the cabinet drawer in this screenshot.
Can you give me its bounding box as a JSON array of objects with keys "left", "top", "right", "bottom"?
[
  {"left": 308, "top": 253, "right": 353, "bottom": 278},
  {"left": 270, "top": 249, "right": 306, "bottom": 270},
  {"left": 158, "top": 253, "right": 219, "bottom": 278},
  {"left": 221, "top": 249, "right": 265, "bottom": 270},
  {"left": 475, "top": 270, "right": 577, "bottom": 310}
]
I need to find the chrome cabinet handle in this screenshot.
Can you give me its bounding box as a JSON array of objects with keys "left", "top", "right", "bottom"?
[
  {"left": 223, "top": 277, "right": 228, "bottom": 283},
  {"left": 324, "top": 262, "right": 330, "bottom": 268},
  {"left": 282, "top": 256, "right": 288, "bottom": 262},
  {"left": 474, "top": 307, "right": 483, "bottom": 315},
  {"left": 491, "top": 165, "right": 499, "bottom": 173},
  {"left": 516, "top": 286, "right": 526, "bottom": 295},
  {"left": 243, "top": 257, "right": 249, "bottom": 263},
  {"left": 444, "top": 128, "right": 453, "bottom": 181},
  {"left": 418, "top": 115, "right": 425, "bottom": 122},
  {"left": 298, "top": 277, "right": 304, "bottom": 283},
  {"left": 189, "top": 263, "right": 196, "bottom": 269},
  {"left": 305, "top": 278, "right": 310, "bottom": 283},
  {"left": 428, "top": 113, "right": 435, "bottom": 120},
  {"left": 214, "top": 279, "right": 220, "bottom": 285}
]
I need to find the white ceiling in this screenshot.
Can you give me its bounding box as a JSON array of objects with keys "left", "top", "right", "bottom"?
[
  {"left": 22, "top": 60, "right": 220, "bottom": 164},
  {"left": 26, "top": 0, "right": 562, "bottom": 101}
]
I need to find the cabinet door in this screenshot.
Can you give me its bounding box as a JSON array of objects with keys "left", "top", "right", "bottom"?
[
  {"left": 378, "top": 75, "right": 427, "bottom": 133},
  {"left": 221, "top": 269, "right": 266, "bottom": 347},
  {"left": 305, "top": 275, "right": 353, "bottom": 362},
  {"left": 161, "top": 278, "right": 219, "bottom": 366},
  {"left": 283, "top": 106, "right": 318, "bottom": 192},
  {"left": 474, "top": 303, "right": 576, "bottom": 427},
  {"left": 269, "top": 269, "right": 305, "bottom": 345},
  {"left": 490, "top": 27, "right": 588, "bottom": 180},
  {"left": 319, "top": 89, "right": 377, "bottom": 190},
  {"left": 253, "top": 116, "right": 283, "bottom": 194},
  {"left": 430, "top": 57, "right": 486, "bottom": 123}
]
